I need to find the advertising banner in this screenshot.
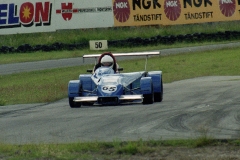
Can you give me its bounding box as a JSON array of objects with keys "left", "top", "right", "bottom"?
[
  {"left": 54, "top": 0, "right": 114, "bottom": 29},
  {"left": 1, "top": 0, "right": 240, "bottom": 35},
  {"left": 113, "top": 0, "right": 240, "bottom": 26},
  {"left": 0, "top": 0, "right": 55, "bottom": 35}
]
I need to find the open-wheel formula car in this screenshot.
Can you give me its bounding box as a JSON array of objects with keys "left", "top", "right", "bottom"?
[{"left": 68, "top": 51, "right": 163, "bottom": 108}]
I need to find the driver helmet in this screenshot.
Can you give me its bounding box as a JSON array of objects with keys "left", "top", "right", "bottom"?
[{"left": 100, "top": 55, "right": 114, "bottom": 68}]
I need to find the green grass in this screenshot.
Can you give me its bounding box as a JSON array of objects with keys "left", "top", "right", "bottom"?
[
  {"left": 1, "top": 21, "right": 240, "bottom": 65},
  {"left": 0, "top": 41, "right": 235, "bottom": 64},
  {"left": 0, "top": 47, "right": 239, "bottom": 106},
  {"left": 0, "top": 137, "right": 240, "bottom": 160},
  {"left": 1, "top": 138, "right": 239, "bottom": 160},
  {"left": 1, "top": 21, "right": 240, "bottom": 48}
]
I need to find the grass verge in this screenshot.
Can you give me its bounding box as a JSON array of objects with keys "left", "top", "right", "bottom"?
[
  {"left": 1, "top": 21, "right": 240, "bottom": 64},
  {"left": 1, "top": 138, "right": 240, "bottom": 160},
  {"left": 0, "top": 41, "right": 237, "bottom": 64},
  {"left": 1, "top": 21, "right": 240, "bottom": 48}
]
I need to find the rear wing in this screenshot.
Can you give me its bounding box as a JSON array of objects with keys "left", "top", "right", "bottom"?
[
  {"left": 83, "top": 51, "right": 160, "bottom": 71},
  {"left": 83, "top": 51, "right": 160, "bottom": 59}
]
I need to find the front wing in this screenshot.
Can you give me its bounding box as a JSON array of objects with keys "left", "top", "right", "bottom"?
[{"left": 74, "top": 95, "right": 143, "bottom": 105}]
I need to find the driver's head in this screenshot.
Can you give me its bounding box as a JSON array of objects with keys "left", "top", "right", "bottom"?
[{"left": 101, "top": 55, "right": 114, "bottom": 68}]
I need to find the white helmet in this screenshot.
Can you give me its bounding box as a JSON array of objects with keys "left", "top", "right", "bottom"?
[{"left": 101, "top": 55, "right": 114, "bottom": 68}]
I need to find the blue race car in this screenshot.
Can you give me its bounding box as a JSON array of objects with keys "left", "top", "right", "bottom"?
[{"left": 68, "top": 51, "right": 163, "bottom": 108}]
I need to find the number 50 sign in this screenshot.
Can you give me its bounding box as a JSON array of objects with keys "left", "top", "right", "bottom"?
[{"left": 89, "top": 40, "right": 108, "bottom": 50}]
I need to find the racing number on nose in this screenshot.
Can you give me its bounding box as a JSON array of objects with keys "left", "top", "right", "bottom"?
[{"left": 103, "top": 86, "right": 116, "bottom": 92}]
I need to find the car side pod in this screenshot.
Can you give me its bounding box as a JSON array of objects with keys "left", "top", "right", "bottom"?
[
  {"left": 140, "top": 77, "right": 154, "bottom": 104},
  {"left": 68, "top": 80, "right": 81, "bottom": 108},
  {"left": 79, "top": 74, "right": 96, "bottom": 96}
]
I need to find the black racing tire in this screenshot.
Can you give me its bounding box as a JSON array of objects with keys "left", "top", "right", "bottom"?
[
  {"left": 82, "top": 102, "right": 94, "bottom": 106},
  {"left": 142, "top": 93, "right": 154, "bottom": 104},
  {"left": 154, "top": 92, "right": 163, "bottom": 102},
  {"left": 69, "top": 97, "right": 81, "bottom": 108},
  {"left": 142, "top": 80, "right": 154, "bottom": 105},
  {"left": 154, "top": 79, "right": 163, "bottom": 102}
]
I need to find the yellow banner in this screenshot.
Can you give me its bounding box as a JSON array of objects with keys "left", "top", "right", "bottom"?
[{"left": 112, "top": 0, "right": 240, "bottom": 26}]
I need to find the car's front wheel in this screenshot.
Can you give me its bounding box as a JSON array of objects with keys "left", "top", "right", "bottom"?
[
  {"left": 142, "top": 93, "right": 154, "bottom": 104},
  {"left": 82, "top": 102, "right": 94, "bottom": 106},
  {"left": 69, "top": 97, "right": 81, "bottom": 108}
]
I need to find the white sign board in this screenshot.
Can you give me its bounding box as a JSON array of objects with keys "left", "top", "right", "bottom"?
[
  {"left": 0, "top": 0, "right": 55, "bottom": 35},
  {"left": 54, "top": 0, "right": 114, "bottom": 29},
  {"left": 89, "top": 40, "right": 108, "bottom": 50}
]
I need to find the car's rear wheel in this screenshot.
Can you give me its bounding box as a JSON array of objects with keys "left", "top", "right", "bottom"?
[
  {"left": 154, "top": 79, "right": 163, "bottom": 102},
  {"left": 69, "top": 97, "right": 81, "bottom": 108},
  {"left": 154, "top": 92, "right": 163, "bottom": 102},
  {"left": 142, "top": 80, "right": 154, "bottom": 104}
]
